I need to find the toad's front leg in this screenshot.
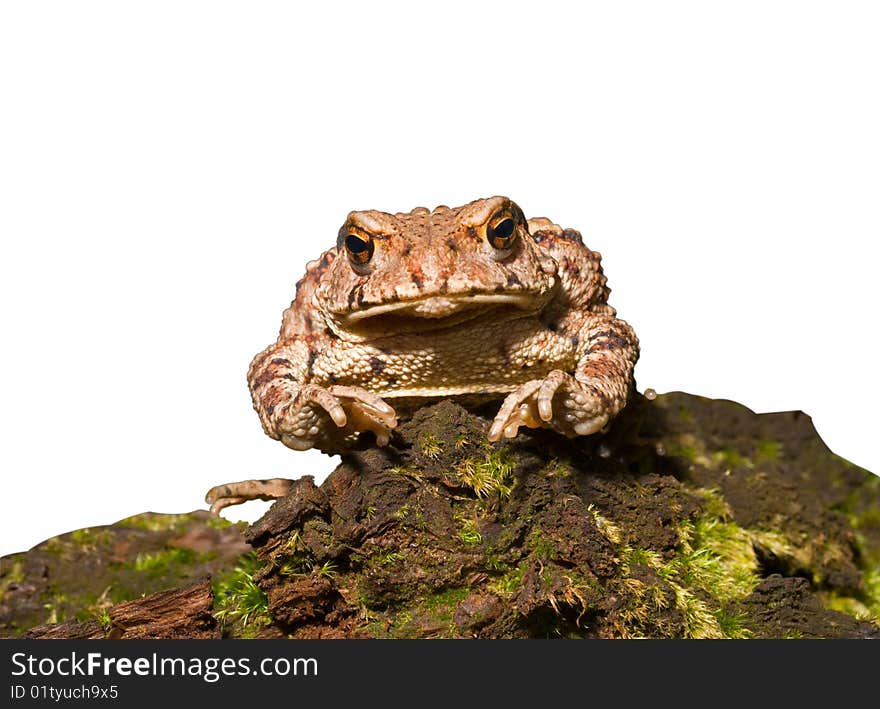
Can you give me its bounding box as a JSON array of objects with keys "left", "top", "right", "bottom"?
[
  {"left": 249, "top": 341, "right": 398, "bottom": 453},
  {"left": 205, "top": 380, "right": 398, "bottom": 514},
  {"left": 488, "top": 316, "right": 638, "bottom": 441},
  {"left": 204, "top": 342, "right": 399, "bottom": 514}
]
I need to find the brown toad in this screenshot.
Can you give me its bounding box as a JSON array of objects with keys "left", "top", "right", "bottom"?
[{"left": 207, "top": 196, "right": 639, "bottom": 512}]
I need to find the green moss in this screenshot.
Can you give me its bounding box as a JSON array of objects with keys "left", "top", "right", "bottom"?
[
  {"left": 615, "top": 489, "right": 762, "bottom": 638},
  {"left": 392, "top": 504, "right": 411, "bottom": 520},
  {"left": 756, "top": 440, "right": 782, "bottom": 461},
  {"left": 386, "top": 609, "right": 414, "bottom": 636},
  {"left": 317, "top": 561, "right": 338, "bottom": 579},
  {"left": 421, "top": 586, "right": 469, "bottom": 629},
  {"left": 667, "top": 442, "right": 698, "bottom": 462},
  {"left": 454, "top": 433, "right": 470, "bottom": 450},
  {"left": 411, "top": 505, "right": 428, "bottom": 531},
  {"left": 362, "top": 607, "right": 416, "bottom": 639},
  {"left": 608, "top": 576, "right": 671, "bottom": 638},
  {"left": 661, "top": 432, "right": 710, "bottom": 465},
  {"left": 489, "top": 562, "right": 529, "bottom": 596},
  {"left": 389, "top": 465, "right": 425, "bottom": 482},
  {"left": 41, "top": 536, "right": 68, "bottom": 557},
  {"left": 714, "top": 609, "right": 752, "bottom": 639},
  {"left": 619, "top": 546, "right": 664, "bottom": 574},
  {"left": 690, "top": 487, "right": 732, "bottom": 520},
  {"left": 213, "top": 552, "right": 271, "bottom": 637},
  {"left": 484, "top": 550, "right": 508, "bottom": 573},
  {"left": 418, "top": 432, "right": 443, "bottom": 459},
  {"left": 205, "top": 516, "right": 240, "bottom": 531},
  {"left": 132, "top": 548, "right": 203, "bottom": 577},
  {"left": 456, "top": 449, "right": 515, "bottom": 499},
  {"left": 116, "top": 513, "right": 193, "bottom": 532},
  {"left": 853, "top": 506, "right": 880, "bottom": 530},
  {"left": 822, "top": 476, "right": 880, "bottom": 625},
  {"left": 108, "top": 586, "right": 140, "bottom": 605},
  {"left": 42, "top": 592, "right": 69, "bottom": 625},
  {"left": 588, "top": 504, "right": 622, "bottom": 544},
  {"left": 544, "top": 460, "right": 571, "bottom": 478},
  {"left": 96, "top": 608, "right": 112, "bottom": 631},
  {"left": 457, "top": 517, "right": 482, "bottom": 546},
  {"left": 73, "top": 588, "right": 114, "bottom": 627},
  {"left": 858, "top": 550, "right": 880, "bottom": 620},
  {"left": 713, "top": 447, "right": 750, "bottom": 469},
  {"left": 422, "top": 586, "right": 469, "bottom": 611},
  {"left": 70, "top": 528, "right": 113, "bottom": 549},
  {"left": 372, "top": 551, "right": 405, "bottom": 566},
  {"left": 748, "top": 529, "right": 812, "bottom": 571},
  {"left": 822, "top": 534, "right": 880, "bottom": 623},
  {"left": 824, "top": 592, "right": 874, "bottom": 622},
  {"left": 277, "top": 545, "right": 314, "bottom": 577},
  {"left": 37, "top": 528, "right": 115, "bottom": 561},
  {"left": 272, "top": 531, "right": 310, "bottom": 576},
  {"left": 527, "top": 530, "right": 557, "bottom": 561},
  {"left": 1, "top": 512, "right": 253, "bottom": 637},
  {"left": 677, "top": 518, "right": 761, "bottom": 604},
  {"left": 667, "top": 582, "right": 724, "bottom": 639},
  {"left": 0, "top": 558, "right": 25, "bottom": 602}
]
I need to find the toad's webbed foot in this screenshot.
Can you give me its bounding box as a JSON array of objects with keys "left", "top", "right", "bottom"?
[
  {"left": 487, "top": 370, "right": 610, "bottom": 442},
  {"left": 205, "top": 478, "right": 295, "bottom": 516}
]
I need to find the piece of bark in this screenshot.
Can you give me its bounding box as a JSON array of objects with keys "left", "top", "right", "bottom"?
[{"left": 26, "top": 580, "right": 218, "bottom": 639}]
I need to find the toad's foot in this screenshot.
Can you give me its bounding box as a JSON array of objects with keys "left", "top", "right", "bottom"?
[
  {"left": 205, "top": 478, "right": 295, "bottom": 516},
  {"left": 487, "top": 370, "right": 610, "bottom": 442},
  {"left": 279, "top": 384, "right": 398, "bottom": 450}
]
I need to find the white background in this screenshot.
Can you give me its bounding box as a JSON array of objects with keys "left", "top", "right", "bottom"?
[{"left": 1, "top": 2, "right": 878, "bottom": 557}]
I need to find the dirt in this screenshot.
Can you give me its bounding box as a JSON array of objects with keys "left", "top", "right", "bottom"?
[{"left": 2, "top": 392, "right": 878, "bottom": 639}]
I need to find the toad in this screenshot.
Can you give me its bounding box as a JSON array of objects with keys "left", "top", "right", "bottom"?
[{"left": 207, "top": 196, "right": 639, "bottom": 512}]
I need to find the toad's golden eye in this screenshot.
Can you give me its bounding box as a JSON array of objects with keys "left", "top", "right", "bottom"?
[
  {"left": 343, "top": 232, "right": 374, "bottom": 265},
  {"left": 487, "top": 216, "right": 518, "bottom": 250}
]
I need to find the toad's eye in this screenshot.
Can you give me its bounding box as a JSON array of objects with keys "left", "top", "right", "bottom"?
[
  {"left": 487, "top": 216, "right": 518, "bottom": 250},
  {"left": 344, "top": 233, "right": 374, "bottom": 265}
]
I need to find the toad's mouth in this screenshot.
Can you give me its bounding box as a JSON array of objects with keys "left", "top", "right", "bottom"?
[
  {"left": 336, "top": 293, "right": 540, "bottom": 334},
  {"left": 344, "top": 293, "right": 536, "bottom": 322}
]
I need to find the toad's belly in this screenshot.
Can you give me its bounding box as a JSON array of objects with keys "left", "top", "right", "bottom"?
[{"left": 311, "top": 317, "right": 579, "bottom": 399}]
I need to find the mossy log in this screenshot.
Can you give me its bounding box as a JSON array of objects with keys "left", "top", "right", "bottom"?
[
  {"left": 0, "top": 511, "right": 248, "bottom": 637},
  {"left": 24, "top": 580, "right": 217, "bottom": 639},
  {"left": 2, "top": 392, "right": 879, "bottom": 639}
]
